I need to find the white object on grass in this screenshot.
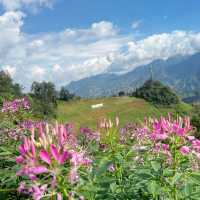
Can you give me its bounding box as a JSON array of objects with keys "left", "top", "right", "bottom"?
[{"left": 91, "top": 103, "right": 103, "bottom": 109}]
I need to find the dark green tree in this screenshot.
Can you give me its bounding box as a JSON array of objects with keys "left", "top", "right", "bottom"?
[
  {"left": 132, "top": 80, "right": 179, "bottom": 105},
  {"left": 31, "top": 81, "right": 57, "bottom": 118},
  {"left": 0, "top": 70, "right": 22, "bottom": 104},
  {"left": 118, "top": 91, "right": 125, "bottom": 97},
  {"left": 59, "top": 87, "right": 75, "bottom": 101}
]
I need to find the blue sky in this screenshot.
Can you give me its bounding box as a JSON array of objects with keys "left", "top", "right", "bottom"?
[
  {"left": 0, "top": 0, "right": 200, "bottom": 90},
  {"left": 18, "top": 0, "right": 200, "bottom": 35}
]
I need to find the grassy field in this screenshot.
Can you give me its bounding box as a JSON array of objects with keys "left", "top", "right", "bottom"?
[{"left": 56, "top": 96, "right": 193, "bottom": 128}]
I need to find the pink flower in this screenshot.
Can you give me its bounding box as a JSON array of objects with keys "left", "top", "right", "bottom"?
[
  {"left": 153, "top": 143, "right": 161, "bottom": 153},
  {"left": 39, "top": 149, "right": 51, "bottom": 165},
  {"left": 32, "top": 184, "right": 47, "bottom": 200},
  {"left": 82, "top": 157, "right": 93, "bottom": 166},
  {"left": 150, "top": 133, "right": 168, "bottom": 141},
  {"left": 108, "top": 164, "right": 115, "bottom": 172},
  {"left": 16, "top": 156, "right": 24, "bottom": 164},
  {"left": 176, "top": 128, "right": 185, "bottom": 137},
  {"left": 180, "top": 146, "right": 190, "bottom": 155},
  {"left": 192, "top": 140, "right": 200, "bottom": 152},
  {"left": 59, "top": 151, "right": 70, "bottom": 165},
  {"left": 50, "top": 144, "right": 60, "bottom": 161},
  {"left": 19, "top": 144, "right": 26, "bottom": 155},
  {"left": 57, "top": 193, "right": 62, "bottom": 200},
  {"left": 29, "top": 166, "right": 48, "bottom": 174},
  {"left": 187, "top": 135, "right": 195, "bottom": 141},
  {"left": 51, "top": 176, "right": 57, "bottom": 188},
  {"left": 69, "top": 168, "right": 79, "bottom": 184},
  {"left": 70, "top": 152, "right": 84, "bottom": 167},
  {"left": 50, "top": 145, "right": 70, "bottom": 164},
  {"left": 162, "top": 144, "right": 169, "bottom": 151},
  {"left": 17, "top": 182, "right": 26, "bottom": 193},
  {"left": 1, "top": 97, "right": 30, "bottom": 113}
]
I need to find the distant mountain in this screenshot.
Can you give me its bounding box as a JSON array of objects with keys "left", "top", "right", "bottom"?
[{"left": 66, "top": 52, "right": 200, "bottom": 98}]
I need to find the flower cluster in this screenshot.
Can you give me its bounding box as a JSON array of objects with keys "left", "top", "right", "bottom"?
[
  {"left": 16, "top": 122, "right": 92, "bottom": 200},
  {"left": 20, "top": 120, "right": 46, "bottom": 130},
  {"left": 97, "top": 116, "right": 119, "bottom": 130},
  {"left": 1, "top": 97, "right": 30, "bottom": 113},
  {"left": 130, "top": 114, "right": 200, "bottom": 168},
  {"left": 80, "top": 127, "right": 100, "bottom": 142}
]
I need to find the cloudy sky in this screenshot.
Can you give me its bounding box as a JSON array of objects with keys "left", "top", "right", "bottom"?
[{"left": 0, "top": 0, "right": 200, "bottom": 90}]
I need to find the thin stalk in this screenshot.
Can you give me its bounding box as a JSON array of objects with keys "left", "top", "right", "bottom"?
[{"left": 172, "top": 136, "right": 177, "bottom": 200}]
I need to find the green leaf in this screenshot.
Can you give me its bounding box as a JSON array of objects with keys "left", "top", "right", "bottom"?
[
  {"left": 183, "top": 182, "right": 193, "bottom": 197},
  {"left": 189, "top": 172, "right": 200, "bottom": 185},
  {"left": 163, "top": 169, "right": 174, "bottom": 177},
  {"left": 136, "top": 168, "right": 154, "bottom": 179},
  {"left": 0, "top": 151, "right": 13, "bottom": 156},
  {"left": 148, "top": 181, "right": 160, "bottom": 197},
  {"left": 94, "top": 158, "right": 112, "bottom": 176},
  {"left": 171, "top": 173, "right": 182, "bottom": 186},
  {"left": 151, "top": 161, "right": 161, "bottom": 172}
]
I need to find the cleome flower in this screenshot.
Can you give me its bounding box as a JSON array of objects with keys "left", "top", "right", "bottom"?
[
  {"left": 1, "top": 97, "right": 30, "bottom": 113},
  {"left": 16, "top": 122, "right": 92, "bottom": 200}
]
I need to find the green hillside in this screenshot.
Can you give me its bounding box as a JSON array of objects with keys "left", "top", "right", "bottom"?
[{"left": 56, "top": 97, "right": 192, "bottom": 128}]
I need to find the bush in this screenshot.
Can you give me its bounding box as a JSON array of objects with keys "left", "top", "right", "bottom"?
[{"left": 132, "top": 79, "right": 180, "bottom": 105}]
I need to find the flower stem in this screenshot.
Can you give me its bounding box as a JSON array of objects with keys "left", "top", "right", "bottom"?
[{"left": 172, "top": 136, "right": 177, "bottom": 200}]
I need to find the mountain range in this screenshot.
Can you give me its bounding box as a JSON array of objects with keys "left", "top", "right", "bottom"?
[{"left": 66, "top": 52, "right": 200, "bottom": 98}]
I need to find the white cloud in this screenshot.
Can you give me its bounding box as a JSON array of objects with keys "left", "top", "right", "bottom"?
[
  {"left": 2, "top": 65, "right": 16, "bottom": 77},
  {"left": 0, "top": 0, "right": 54, "bottom": 11},
  {"left": 1, "top": 10, "right": 200, "bottom": 90},
  {"left": 91, "top": 21, "right": 118, "bottom": 37},
  {"left": 107, "top": 31, "right": 200, "bottom": 73},
  {"left": 0, "top": 11, "right": 24, "bottom": 54},
  {"left": 131, "top": 20, "right": 142, "bottom": 29},
  {"left": 52, "top": 64, "right": 61, "bottom": 72},
  {"left": 32, "top": 66, "right": 45, "bottom": 78}
]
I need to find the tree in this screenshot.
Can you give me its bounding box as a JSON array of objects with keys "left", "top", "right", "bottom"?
[
  {"left": 59, "top": 87, "right": 75, "bottom": 101},
  {"left": 132, "top": 79, "right": 179, "bottom": 105},
  {"left": 191, "top": 104, "right": 200, "bottom": 138},
  {"left": 31, "top": 81, "right": 57, "bottom": 118},
  {"left": 118, "top": 91, "right": 125, "bottom": 97},
  {"left": 0, "top": 70, "right": 22, "bottom": 104},
  {"left": 31, "top": 81, "right": 57, "bottom": 105}
]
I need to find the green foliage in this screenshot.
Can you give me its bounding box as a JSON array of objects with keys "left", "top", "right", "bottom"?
[
  {"left": 118, "top": 91, "right": 125, "bottom": 97},
  {"left": 132, "top": 79, "right": 180, "bottom": 105},
  {"left": 59, "top": 87, "right": 75, "bottom": 101},
  {"left": 30, "top": 81, "right": 57, "bottom": 119},
  {"left": 0, "top": 102, "right": 32, "bottom": 200},
  {"left": 191, "top": 104, "right": 200, "bottom": 138},
  {"left": 31, "top": 81, "right": 57, "bottom": 104},
  {"left": 0, "top": 71, "right": 22, "bottom": 105}
]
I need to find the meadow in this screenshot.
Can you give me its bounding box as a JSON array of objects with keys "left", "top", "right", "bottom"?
[
  {"left": 1, "top": 96, "right": 200, "bottom": 200},
  {"left": 57, "top": 96, "right": 192, "bottom": 128}
]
